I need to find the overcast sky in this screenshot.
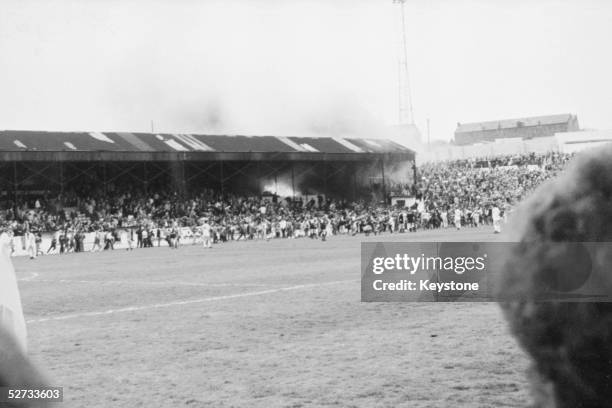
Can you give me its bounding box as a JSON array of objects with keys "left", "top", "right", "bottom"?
[{"left": 1, "top": 0, "right": 611, "bottom": 144}]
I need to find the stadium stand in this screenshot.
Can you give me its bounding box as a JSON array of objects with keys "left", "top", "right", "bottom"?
[{"left": 0, "top": 146, "right": 574, "bottom": 256}]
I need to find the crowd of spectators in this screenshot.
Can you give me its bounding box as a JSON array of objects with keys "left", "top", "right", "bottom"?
[
  {"left": 1, "top": 188, "right": 413, "bottom": 254},
  {"left": 0, "top": 152, "right": 575, "bottom": 254},
  {"left": 389, "top": 152, "right": 573, "bottom": 229}
]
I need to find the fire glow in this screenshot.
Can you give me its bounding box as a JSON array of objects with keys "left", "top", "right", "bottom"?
[{"left": 262, "top": 181, "right": 297, "bottom": 197}]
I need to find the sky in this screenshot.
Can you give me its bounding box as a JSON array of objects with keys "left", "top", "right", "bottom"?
[{"left": 1, "top": 0, "right": 611, "bottom": 145}]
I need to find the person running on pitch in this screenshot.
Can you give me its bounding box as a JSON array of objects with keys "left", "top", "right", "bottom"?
[
  {"left": 454, "top": 207, "right": 462, "bottom": 230},
  {"left": 201, "top": 218, "right": 212, "bottom": 249},
  {"left": 91, "top": 229, "right": 103, "bottom": 252},
  {"left": 491, "top": 201, "right": 502, "bottom": 234},
  {"left": 47, "top": 230, "right": 58, "bottom": 254},
  {"left": 24, "top": 229, "right": 37, "bottom": 260}
]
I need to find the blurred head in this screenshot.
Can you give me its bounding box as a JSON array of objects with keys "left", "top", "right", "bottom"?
[{"left": 499, "top": 145, "right": 612, "bottom": 408}]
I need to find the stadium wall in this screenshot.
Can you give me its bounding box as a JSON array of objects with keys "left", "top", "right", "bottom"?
[
  {"left": 420, "top": 130, "right": 612, "bottom": 162},
  {"left": 419, "top": 137, "right": 560, "bottom": 162},
  {"left": 555, "top": 130, "right": 612, "bottom": 154}
]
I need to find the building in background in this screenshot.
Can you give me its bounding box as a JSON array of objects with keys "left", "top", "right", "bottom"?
[{"left": 454, "top": 113, "right": 580, "bottom": 145}]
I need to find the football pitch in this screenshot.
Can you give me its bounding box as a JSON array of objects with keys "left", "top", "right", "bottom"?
[{"left": 14, "top": 227, "right": 531, "bottom": 408}]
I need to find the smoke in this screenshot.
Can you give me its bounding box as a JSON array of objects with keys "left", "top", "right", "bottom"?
[
  {"left": 0, "top": 0, "right": 401, "bottom": 138},
  {"left": 385, "top": 160, "right": 415, "bottom": 186},
  {"left": 256, "top": 157, "right": 414, "bottom": 200}
]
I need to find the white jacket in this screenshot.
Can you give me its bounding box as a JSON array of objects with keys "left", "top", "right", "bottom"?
[{"left": 0, "top": 232, "right": 27, "bottom": 352}]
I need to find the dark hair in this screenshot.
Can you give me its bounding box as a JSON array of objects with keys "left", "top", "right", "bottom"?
[{"left": 499, "top": 145, "right": 612, "bottom": 408}]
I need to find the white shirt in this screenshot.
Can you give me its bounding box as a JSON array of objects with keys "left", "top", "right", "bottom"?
[
  {"left": 201, "top": 223, "right": 211, "bottom": 237},
  {"left": 492, "top": 207, "right": 501, "bottom": 221}
]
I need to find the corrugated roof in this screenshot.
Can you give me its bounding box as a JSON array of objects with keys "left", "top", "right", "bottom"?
[
  {"left": 455, "top": 114, "right": 573, "bottom": 133},
  {"left": 0, "top": 130, "right": 412, "bottom": 154}
]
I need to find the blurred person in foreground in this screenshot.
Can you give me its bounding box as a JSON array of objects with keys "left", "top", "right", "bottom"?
[
  {"left": 0, "top": 227, "right": 48, "bottom": 407},
  {"left": 0, "top": 228, "right": 26, "bottom": 351},
  {"left": 0, "top": 326, "right": 49, "bottom": 408},
  {"left": 498, "top": 144, "right": 612, "bottom": 408}
]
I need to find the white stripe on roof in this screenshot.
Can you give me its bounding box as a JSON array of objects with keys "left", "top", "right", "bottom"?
[
  {"left": 165, "top": 140, "right": 189, "bottom": 151},
  {"left": 117, "top": 132, "right": 155, "bottom": 151},
  {"left": 276, "top": 136, "right": 306, "bottom": 152},
  {"left": 157, "top": 135, "right": 188, "bottom": 151},
  {"left": 332, "top": 137, "right": 365, "bottom": 153},
  {"left": 174, "top": 134, "right": 215, "bottom": 151},
  {"left": 89, "top": 132, "right": 115, "bottom": 144},
  {"left": 300, "top": 143, "right": 319, "bottom": 152}
]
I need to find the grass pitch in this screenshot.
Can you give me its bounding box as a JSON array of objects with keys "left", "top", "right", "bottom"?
[{"left": 15, "top": 227, "right": 531, "bottom": 407}]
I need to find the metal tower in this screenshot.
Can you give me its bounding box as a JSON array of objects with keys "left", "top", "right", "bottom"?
[{"left": 394, "top": 0, "right": 415, "bottom": 125}]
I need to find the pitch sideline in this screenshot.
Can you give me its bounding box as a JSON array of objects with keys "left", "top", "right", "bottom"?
[
  {"left": 26, "top": 279, "right": 359, "bottom": 324},
  {"left": 24, "top": 278, "right": 274, "bottom": 288}
]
